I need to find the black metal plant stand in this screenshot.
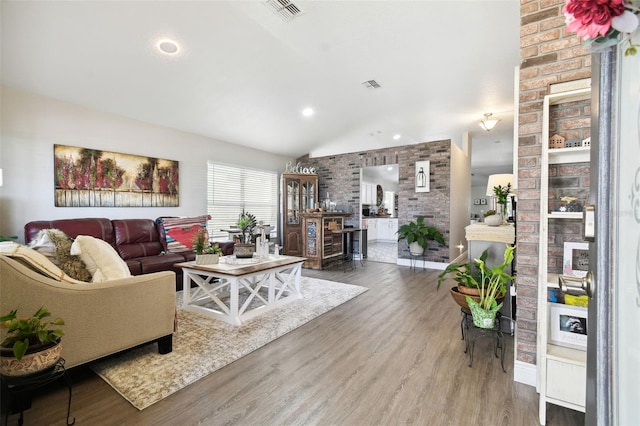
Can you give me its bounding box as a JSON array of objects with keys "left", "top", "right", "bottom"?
[
  {"left": 1, "top": 358, "right": 75, "bottom": 426},
  {"left": 461, "top": 310, "right": 506, "bottom": 373}
]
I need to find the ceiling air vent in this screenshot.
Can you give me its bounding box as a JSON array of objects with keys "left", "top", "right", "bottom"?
[
  {"left": 265, "top": 0, "right": 304, "bottom": 21},
  {"left": 361, "top": 80, "right": 381, "bottom": 89}
]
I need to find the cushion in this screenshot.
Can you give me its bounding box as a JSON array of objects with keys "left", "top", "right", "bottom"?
[
  {"left": 70, "top": 236, "right": 132, "bottom": 282},
  {"left": 0, "top": 242, "right": 85, "bottom": 284},
  {"left": 158, "top": 215, "right": 210, "bottom": 253},
  {"left": 28, "top": 229, "right": 92, "bottom": 282}
]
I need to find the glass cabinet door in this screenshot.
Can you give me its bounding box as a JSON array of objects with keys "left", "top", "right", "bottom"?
[
  {"left": 302, "top": 180, "right": 315, "bottom": 210},
  {"left": 287, "top": 180, "right": 300, "bottom": 224}
]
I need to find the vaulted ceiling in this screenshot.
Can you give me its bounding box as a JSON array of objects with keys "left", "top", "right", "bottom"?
[{"left": 1, "top": 1, "right": 520, "bottom": 184}]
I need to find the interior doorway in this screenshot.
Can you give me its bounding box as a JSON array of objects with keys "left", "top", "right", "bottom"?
[{"left": 361, "top": 164, "right": 399, "bottom": 264}]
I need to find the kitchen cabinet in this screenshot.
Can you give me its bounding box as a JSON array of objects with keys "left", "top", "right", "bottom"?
[
  {"left": 365, "top": 218, "right": 377, "bottom": 241},
  {"left": 361, "top": 182, "right": 376, "bottom": 205},
  {"left": 537, "top": 85, "right": 590, "bottom": 425},
  {"left": 282, "top": 173, "right": 318, "bottom": 256},
  {"left": 365, "top": 218, "right": 397, "bottom": 242}
]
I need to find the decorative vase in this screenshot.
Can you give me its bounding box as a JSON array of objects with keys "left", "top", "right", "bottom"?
[
  {"left": 409, "top": 241, "right": 424, "bottom": 256},
  {"left": 195, "top": 253, "right": 219, "bottom": 265},
  {"left": 466, "top": 297, "right": 502, "bottom": 329},
  {"left": 234, "top": 243, "right": 254, "bottom": 259},
  {"left": 0, "top": 341, "right": 62, "bottom": 377},
  {"left": 484, "top": 214, "right": 502, "bottom": 226}
]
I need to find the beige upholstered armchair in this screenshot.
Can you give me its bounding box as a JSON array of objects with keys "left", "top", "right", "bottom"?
[{"left": 0, "top": 255, "right": 175, "bottom": 368}]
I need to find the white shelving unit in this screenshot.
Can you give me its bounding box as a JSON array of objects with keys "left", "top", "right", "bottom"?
[{"left": 537, "top": 86, "right": 590, "bottom": 425}]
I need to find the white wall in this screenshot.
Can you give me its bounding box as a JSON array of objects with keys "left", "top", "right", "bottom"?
[
  {"left": 470, "top": 184, "right": 492, "bottom": 220},
  {"left": 448, "top": 142, "right": 470, "bottom": 260},
  {"left": 0, "top": 87, "right": 293, "bottom": 240}
]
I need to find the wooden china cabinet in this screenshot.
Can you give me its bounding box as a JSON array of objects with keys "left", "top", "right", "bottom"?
[{"left": 281, "top": 173, "right": 318, "bottom": 256}]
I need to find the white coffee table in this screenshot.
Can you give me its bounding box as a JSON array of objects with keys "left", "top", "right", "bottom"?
[{"left": 176, "top": 255, "right": 305, "bottom": 326}]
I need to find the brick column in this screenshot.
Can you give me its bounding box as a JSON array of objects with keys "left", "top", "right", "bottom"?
[{"left": 516, "top": 0, "right": 591, "bottom": 365}]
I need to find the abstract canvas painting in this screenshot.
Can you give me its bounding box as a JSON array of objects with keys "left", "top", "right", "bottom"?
[{"left": 54, "top": 144, "right": 179, "bottom": 207}]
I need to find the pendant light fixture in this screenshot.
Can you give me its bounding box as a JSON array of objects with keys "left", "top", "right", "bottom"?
[{"left": 479, "top": 113, "right": 500, "bottom": 131}]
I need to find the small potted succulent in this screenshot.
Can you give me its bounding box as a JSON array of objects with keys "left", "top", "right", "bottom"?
[
  {"left": 483, "top": 209, "right": 501, "bottom": 226},
  {"left": 192, "top": 228, "right": 223, "bottom": 265},
  {"left": 0, "top": 307, "right": 65, "bottom": 376}
]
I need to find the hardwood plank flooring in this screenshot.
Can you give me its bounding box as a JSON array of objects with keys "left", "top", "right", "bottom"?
[{"left": 6, "top": 261, "right": 585, "bottom": 425}]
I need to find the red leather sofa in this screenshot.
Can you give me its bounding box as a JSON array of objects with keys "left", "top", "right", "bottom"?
[{"left": 24, "top": 217, "right": 234, "bottom": 291}]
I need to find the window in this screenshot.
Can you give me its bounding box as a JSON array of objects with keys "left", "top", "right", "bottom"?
[{"left": 207, "top": 162, "right": 278, "bottom": 241}]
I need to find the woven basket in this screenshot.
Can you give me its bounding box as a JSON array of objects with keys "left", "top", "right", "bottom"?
[{"left": 466, "top": 297, "right": 502, "bottom": 329}]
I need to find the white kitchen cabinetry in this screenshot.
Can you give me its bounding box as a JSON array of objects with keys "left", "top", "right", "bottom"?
[
  {"left": 378, "top": 219, "right": 398, "bottom": 242},
  {"left": 366, "top": 218, "right": 397, "bottom": 242},
  {"left": 537, "top": 86, "right": 590, "bottom": 425},
  {"left": 365, "top": 219, "right": 377, "bottom": 241},
  {"left": 361, "top": 182, "right": 378, "bottom": 206}
]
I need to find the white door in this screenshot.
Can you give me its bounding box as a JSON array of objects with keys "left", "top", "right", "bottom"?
[
  {"left": 611, "top": 38, "right": 640, "bottom": 425},
  {"left": 586, "top": 39, "right": 640, "bottom": 424}
]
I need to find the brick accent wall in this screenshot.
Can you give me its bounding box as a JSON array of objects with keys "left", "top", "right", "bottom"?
[
  {"left": 298, "top": 140, "right": 452, "bottom": 263},
  {"left": 517, "top": 0, "right": 591, "bottom": 365}
]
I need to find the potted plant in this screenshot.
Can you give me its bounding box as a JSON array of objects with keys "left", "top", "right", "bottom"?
[
  {"left": 483, "top": 209, "right": 501, "bottom": 226},
  {"left": 437, "top": 246, "right": 514, "bottom": 318},
  {"left": 192, "top": 228, "right": 223, "bottom": 265},
  {"left": 234, "top": 209, "right": 257, "bottom": 258},
  {"left": 0, "top": 307, "right": 65, "bottom": 376},
  {"left": 396, "top": 216, "right": 446, "bottom": 256},
  {"left": 492, "top": 182, "right": 512, "bottom": 224},
  {"left": 466, "top": 245, "right": 515, "bottom": 328}
]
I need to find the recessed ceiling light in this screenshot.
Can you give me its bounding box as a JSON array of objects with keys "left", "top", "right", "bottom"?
[
  {"left": 302, "top": 107, "right": 314, "bottom": 117},
  {"left": 393, "top": 134, "right": 401, "bottom": 140},
  {"left": 157, "top": 39, "right": 180, "bottom": 55}
]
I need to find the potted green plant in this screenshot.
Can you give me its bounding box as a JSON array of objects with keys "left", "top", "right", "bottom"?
[
  {"left": 192, "top": 228, "right": 223, "bottom": 265},
  {"left": 438, "top": 246, "right": 514, "bottom": 317},
  {"left": 234, "top": 209, "right": 257, "bottom": 258},
  {"left": 466, "top": 245, "right": 515, "bottom": 328},
  {"left": 0, "top": 307, "right": 65, "bottom": 376},
  {"left": 493, "top": 182, "right": 512, "bottom": 224},
  {"left": 396, "top": 216, "right": 446, "bottom": 256}
]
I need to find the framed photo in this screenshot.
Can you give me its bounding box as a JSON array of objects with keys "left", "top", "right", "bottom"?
[
  {"left": 415, "top": 161, "right": 430, "bottom": 193},
  {"left": 549, "top": 303, "right": 587, "bottom": 350},
  {"left": 480, "top": 198, "right": 487, "bottom": 205},
  {"left": 474, "top": 199, "right": 480, "bottom": 205},
  {"left": 563, "top": 242, "right": 589, "bottom": 277}
]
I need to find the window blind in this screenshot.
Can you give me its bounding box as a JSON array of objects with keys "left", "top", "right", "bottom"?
[{"left": 207, "top": 162, "right": 278, "bottom": 240}]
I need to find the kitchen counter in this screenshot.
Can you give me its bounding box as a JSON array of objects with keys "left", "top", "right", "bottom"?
[{"left": 362, "top": 215, "right": 395, "bottom": 219}]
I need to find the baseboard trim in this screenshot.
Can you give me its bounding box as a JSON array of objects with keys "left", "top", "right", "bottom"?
[
  {"left": 396, "top": 258, "right": 447, "bottom": 270},
  {"left": 514, "top": 360, "right": 537, "bottom": 388}
]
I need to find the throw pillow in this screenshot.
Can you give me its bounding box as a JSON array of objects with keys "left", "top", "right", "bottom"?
[
  {"left": 70, "top": 236, "right": 132, "bottom": 282},
  {"left": 29, "top": 229, "right": 92, "bottom": 282},
  {"left": 0, "top": 241, "right": 85, "bottom": 284},
  {"left": 159, "top": 215, "right": 210, "bottom": 253}
]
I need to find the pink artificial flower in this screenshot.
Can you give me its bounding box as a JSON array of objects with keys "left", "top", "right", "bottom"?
[{"left": 563, "top": 0, "right": 627, "bottom": 40}]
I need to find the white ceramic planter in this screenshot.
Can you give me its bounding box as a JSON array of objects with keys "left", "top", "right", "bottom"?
[
  {"left": 484, "top": 214, "right": 502, "bottom": 226},
  {"left": 409, "top": 241, "right": 425, "bottom": 256},
  {"left": 195, "top": 254, "right": 219, "bottom": 265}
]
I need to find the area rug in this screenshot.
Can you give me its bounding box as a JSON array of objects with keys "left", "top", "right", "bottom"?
[{"left": 91, "top": 276, "right": 368, "bottom": 410}]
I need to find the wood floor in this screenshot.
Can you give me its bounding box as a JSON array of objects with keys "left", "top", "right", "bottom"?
[{"left": 7, "top": 261, "right": 585, "bottom": 425}]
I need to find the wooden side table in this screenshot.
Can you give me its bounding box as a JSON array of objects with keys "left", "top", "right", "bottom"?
[{"left": 1, "top": 358, "right": 74, "bottom": 426}]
